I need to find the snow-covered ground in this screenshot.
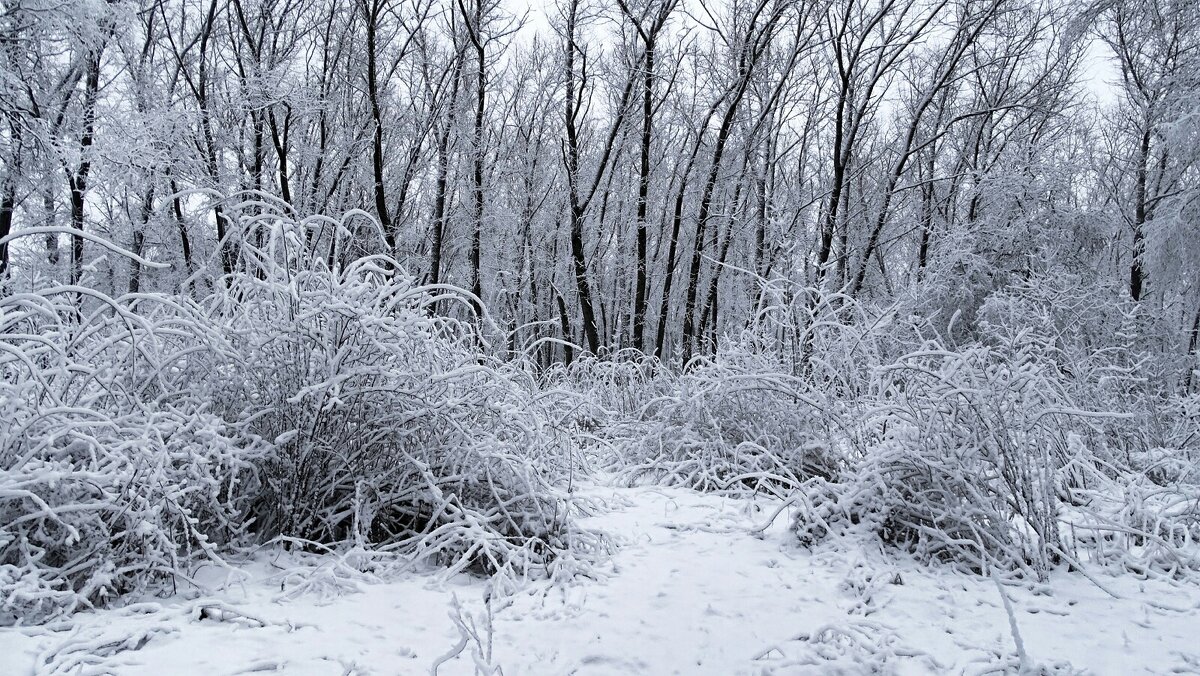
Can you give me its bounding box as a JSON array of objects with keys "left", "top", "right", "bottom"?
[{"left": 4, "top": 486, "right": 1200, "bottom": 675}]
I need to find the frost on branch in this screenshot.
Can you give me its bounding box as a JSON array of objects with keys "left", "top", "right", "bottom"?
[
  {"left": 0, "top": 288, "right": 257, "bottom": 624},
  {"left": 792, "top": 279, "right": 1200, "bottom": 580},
  {"left": 0, "top": 201, "right": 604, "bottom": 624}
]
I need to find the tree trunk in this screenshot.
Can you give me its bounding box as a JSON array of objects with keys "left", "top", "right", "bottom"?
[
  {"left": 67, "top": 50, "right": 103, "bottom": 288},
  {"left": 1130, "top": 126, "right": 1151, "bottom": 301},
  {"left": 632, "top": 35, "right": 655, "bottom": 352},
  {"left": 128, "top": 183, "right": 154, "bottom": 294}
]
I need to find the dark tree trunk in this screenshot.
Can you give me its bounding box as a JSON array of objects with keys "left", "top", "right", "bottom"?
[
  {"left": 0, "top": 181, "right": 12, "bottom": 281},
  {"left": 556, "top": 288, "right": 574, "bottom": 365},
  {"left": 67, "top": 50, "right": 102, "bottom": 288},
  {"left": 470, "top": 25, "right": 486, "bottom": 316},
  {"left": 128, "top": 183, "right": 155, "bottom": 294},
  {"left": 1130, "top": 127, "right": 1151, "bottom": 301},
  {"left": 364, "top": 0, "right": 393, "bottom": 248}
]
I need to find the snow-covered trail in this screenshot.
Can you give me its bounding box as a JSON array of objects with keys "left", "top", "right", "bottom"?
[{"left": 4, "top": 485, "right": 1200, "bottom": 675}]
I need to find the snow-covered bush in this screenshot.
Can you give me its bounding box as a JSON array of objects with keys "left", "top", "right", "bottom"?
[
  {"left": 614, "top": 349, "right": 844, "bottom": 497},
  {"left": 793, "top": 330, "right": 1200, "bottom": 579},
  {"left": 541, "top": 349, "right": 672, "bottom": 424},
  {"left": 1, "top": 199, "right": 606, "bottom": 623},
  {"left": 975, "top": 276, "right": 1186, "bottom": 459},
  {"left": 1058, "top": 393, "right": 1200, "bottom": 577},
  {"left": 744, "top": 282, "right": 888, "bottom": 395},
  {"left": 0, "top": 288, "right": 258, "bottom": 624},
  {"left": 192, "top": 203, "right": 601, "bottom": 583},
  {"left": 604, "top": 284, "right": 895, "bottom": 497},
  {"left": 794, "top": 342, "right": 1083, "bottom": 578},
  {"left": 536, "top": 350, "right": 675, "bottom": 472}
]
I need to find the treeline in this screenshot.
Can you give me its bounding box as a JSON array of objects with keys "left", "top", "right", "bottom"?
[{"left": 1, "top": 0, "right": 1198, "bottom": 367}]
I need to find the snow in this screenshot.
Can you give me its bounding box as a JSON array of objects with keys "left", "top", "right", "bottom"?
[{"left": 4, "top": 485, "right": 1199, "bottom": 675}]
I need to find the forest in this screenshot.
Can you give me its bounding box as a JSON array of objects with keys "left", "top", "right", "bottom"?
[{"left": 1, "top": 0, "right": 1199, "bottom": 671}]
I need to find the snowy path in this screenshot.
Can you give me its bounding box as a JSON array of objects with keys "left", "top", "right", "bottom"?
[{"left": 4, "top": 485, "right": 1200, "bottom": 675}]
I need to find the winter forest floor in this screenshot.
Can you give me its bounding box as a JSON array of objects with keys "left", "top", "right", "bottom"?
[{"left": 3, "top": 485, "right": 1199, "bottom": 676}]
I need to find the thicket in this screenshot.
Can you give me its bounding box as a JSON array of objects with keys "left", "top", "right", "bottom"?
[
  {"left": 0, "top": 201, "right": 602, "bottom": 624},
  {"left": 604, "top": 275, "right": 1200, "bottom": 581},
  {"left": 4, "top": 201, "right": 1199, "bottom": 626}
]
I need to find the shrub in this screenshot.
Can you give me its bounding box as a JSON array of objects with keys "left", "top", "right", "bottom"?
[
  {"left": 614, "top": 350, "right": 844, "bottom": 497},
  {"left": 0, "top": 288, "right": 257, "bottom": 624},
  {"left": 793, "top": 334, "right": 1200, "bottom": 580},
  {"left": 194, "top": 204, "right": 602, "bottom": 583},
  {"left": 1, "top": 199, "right": 606, "bottom": 623}
]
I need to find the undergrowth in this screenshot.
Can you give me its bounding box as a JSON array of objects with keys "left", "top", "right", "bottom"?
[
  {"left": 4, "top": 201, "right": 1198, "bottom": 625},
  {"left": 0, "top": 197, "right": 604, "bottom": 624}
]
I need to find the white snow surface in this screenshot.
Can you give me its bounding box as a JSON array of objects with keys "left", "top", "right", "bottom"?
[{"left": 4, "top": 485, "right": 1200, "bottom": 675}]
